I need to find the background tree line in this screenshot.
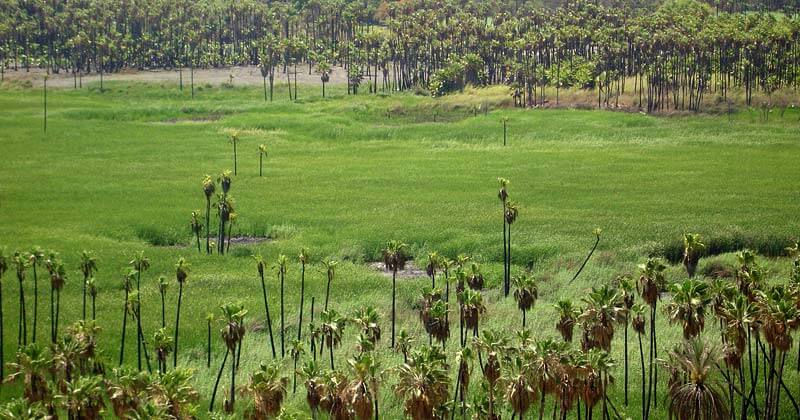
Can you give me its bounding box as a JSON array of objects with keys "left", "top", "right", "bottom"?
[{"left": 1, "top": 0, "right": 799, "bottom": 111}]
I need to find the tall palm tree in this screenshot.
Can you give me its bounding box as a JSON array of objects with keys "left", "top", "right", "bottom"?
[
  {"left": 86, "top": 277, "right": 97, "bottom": 320},
  {"left": 216, "top": 192, "right": 235, "bottom": 256},
  {"left": 12, "top": 252, "right": 30, "bottom": 346},
  {"left": 27, "top": 247, "right": 44, "bottom": 343},
  {"left": 119, "top": 269, "right": 135, "bottom": 366},
  {"left": 639, "top": 257, "right": 666, "bottom": 419},
  {"left": 158, "top": 276, "right": 168, "bottom": 328},
  {"left": 130, "top": 251, "right": 150, "bottom": 371},
  {"left": 719, "top": 293, "right": 755, "bottom": 418},
  {"left": 277, "top": 254, "right": 288, "bottom": 358},
  {"left": 229, "top": 131, "right": 240, "bottom": 175},
  {"left": 254, "top": 254, "right": 276, "bottom": 358},
  {"left": 497, "top": 177, "right": 510, "bottom": 296},
  {"left": 173, "top": 257, "right": 190, "bottom": 368},
  {"left": 569, "top": 228, "right": 603, "bottom": 284},
  {"left": 512, "top": 273, "right": 537, "bottom": 327},
  {"left": 426, "top": 251, "right": 440, "bottom": 289},
  {"left": 322, "top": 258, "right": 338, "bottom": 312},
  {"left": 0, "top": 248, "right": 8, "bottom": 378},
  {"left": 153, "top": 327, "right": 173, "bottom": 375},
  {"left": 755, "top": 286, "right": 798, "bottom": 419},
  {"left": 582, "top": 348, "right": 615, "bottom": 420},
  {"left": 665, "top": 279, "right": 711, "bottom": 339},
  {"left": 127, "top": 291, "right": 153, "bottom": 374},
  {"left": 505, "top": 201, "right": 519, "bottom": 295},
  {"left": 393, "top": 345, "right": 451, "bottom": 420},
  {"left": 258, "top": 144, "right": 268, "bottom": 177},
  {"left": 460, "top": 289, "right": 486, "bottom": 345},
  {"left": 631, "top": 303, "right": 648, "bottom": 420},
  {"left": 79, "top": 250, "right": 98, "bottom": 321},
  {"left": 554, "top": 299, "right": 580, "bottom": 342},
  {"left": 190, "top": 211, "right": 203, "bottom": 253},
  {"left": 665, "top": 339, "right": 730, "bottom": 420},
  {"left": 617, "top": 274, "right": 636, "bottom": 406},
  {"left": 206, "top": 312, "right": 214, "bottom": 369},
  {"left": 452, "top": 346, "right": 474, "bottom": 419},
  {"left": 683, "top": 233, "right": 705, "bottom": 278},
  {"left": 474, "top": 330, "right": 511, "bottom": 419},
  {"left": 394, "top": 329, "right": 415, "bottom": 364},
  {"left": 298, "top": 248, "right": 309, "bottom": 342},
  {"left": 242, "top": 361, "right": 288, "bottom": 418},
  {"left": 382, "top": 240, "right": 408, "bottom": 348},
  {"left": 202, "top": 175, "right": 216, "bottom": 254},
  {"left": 289, "top": 339, "right": 306, "bottom": 394},
  {"left": 210, "top": 302, "right": 247, "bottom": 413}
]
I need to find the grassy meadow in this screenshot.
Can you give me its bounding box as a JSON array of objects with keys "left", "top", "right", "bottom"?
[{"left": 0, "top": 79, "right": 799, "bottom": 418}]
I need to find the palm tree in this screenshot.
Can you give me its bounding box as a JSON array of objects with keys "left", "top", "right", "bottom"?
[
  {"left": 153, "top": 327, "right": 173, "bottom": 375},
  {"left": 173, "top": 257, "right": 189, "bottom": 368},
  {"left": 5, "top": 344, "right": 51, "bottom": 405},
  {"left": 352, "top": 306, "right": 382, "bottom": 346},
  {"left": 322, "top": 258, "right": 338, "bottom": 312},
  {"left": 289, "top": 339, "right": 306, "bottom": 394},
  {"left": 569, "top": 228, "right": 603, "bottom": 284},
  {"left": 119, "top": 269, "right": 134, "bottom": 366},
  {"left": 206, "top": 312, "right": 214, "bottom": 368},
  {"left": 554, "top": 299, "right": 580, "bottom": 342},
  {"left": 158, "top": 276, "right": 168, "bottom": 328},
  {"left": 0, "top": 248, "right": 8, "bottom": 379},
  {"left": 665, "top": 279, "right": 711, "bottom": 339},
  {"left": 27, "top": 247, "right": 44, "bottom": 343},
  {"left": 426, "top": 251, "right": 441, "bottom": 289},
  {"left": 202, "top": 175, "right": 216, "bottom": 254},
  {"left": 130, "top": 251, "right": 150, "bottom": 371},
  {"left": 86, "top": 277, "right": 97, "bottom": 320},
  {"left": 631, "top": 303, "right": 648, "bottom": 420},
  {"left": 617, "top": 274, "right": 636, "bottom": 406},
  {"left": 512, "top": 273, "right": 537, "bottom": 327},
  {"left": 582, "top": 348, "right": 615, "bottom": 420},
  {"left": 229, "top": 131, "right": 240, "bottom": 175},
  {"left": 394, "top": 329, "right": 415, "bottom": 364},
  {"left": 382, "top": 240, "right": 408, "bottom": 348},
  {"left": 505, "top": 201, "right": 519, "bottom": 295},
  {"left": 639, "top": 257, "right": 666, "bottom": 418},
  {"left": 127, "top": 291, "right": 153, "bottom": 374},
  {"left": 665, "top": 339, "right": 730, "bottom": 420},
  {"left": 277, "top": 254, "right": 288, "bottom": 358},
  {"left": 474, "top": 330, "right": 511, "bottom": 419},
  {"left": 719, "top": 293, "right": 754, "bottom": 418},
  {"left": 347, "top": 353, "right": 382, "bottom": 420},
  {"left": 60, "top": 375, "right": 106, "bottom": 419},
  {"left": 242, "top": 361, "right": 288, "bottom": 418},
  {"left": 190, "top": 211, "right": 203, "bottom": 253},
  {"left": 755, "top": 286, "right": 798, "bottom": 419},
  {"left": 318, "top": 309, "right": 346, "bottom": 370},
  {"left": 497, "top": 177, "right": 510, "bottom": 296},
  {"left": 467, "top": 262, "right": 485, "bottom": 290},
  {"left": 254, "top": 254, "right": 276, "bottom": 358},
  {"left": 452, "top": 346, "right": 474, "bottom": 419},
  {"left": 460, "top": 289, "right": 486, "bottom": 344},
  {"left": 579, "top": 285, "right": 621, "bottom": 352},
  {"left": 12, "top": 252, "right": 30, "bottom": 346},
  {"left": 258, "top": 144, "right": 268, "bottom": 177},
  {"left": 210, "top": 302, "right": 247, "bottom": 413},
  {"left": 683, "top": 233, "right": 705, "bottom": 278},
  {"left": 394, "top": 345, "right": 451, "bottom": 420},
  {"left": 299, "top": 359, "right": 325, "bottom": 418},
  {"left": 297, "top": 248, "right": 309, "bottom": 342},
  {"left": 79, "top": 250, "right": 98, "bottom": 321},
  {"left": 318, "top": 61, "right": 331, "bottom": 97},
  {"left": 216, "top": 192, "right": 234, "bottom": 256}
]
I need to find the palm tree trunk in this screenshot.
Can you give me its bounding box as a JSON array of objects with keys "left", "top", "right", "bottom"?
[
  {"left": 259, "top": 271, "right": 276, "bottom": 358},
  {"left": 329, "top": 341, "right": 335, "bottom": 370},
  {"left": 230, "top": 343, "right": 237, "bottom": 411},
  {"left": 32, "top": 265, "right": 37, "bottom": 342},
  {"left": 82, "top": 274, "right": 87, "bottom": 320},
  {"left": 281, "top": 269, "right": 285, "bottom": 358},
  {"left": 263, "top": 77, "right": 267, "bottom": 102},
  {"left": 502, "top": 202, "right": 508, "bottom": 297},
  {"left": 210, "top": 348, "right": 229, "bottom": 412},
  {"left": 0, "top": 282, "right": 4, "bottom": 379},
  {"left": 218, "top": 219, "right": 226, "bottom": 255},
  {"left": 638, "top": 332, "right": 646, "bottom": 420},
  {"left": 120, "top": 289, "right": 128, "bottom": 366},
  {"left": 539, "top": 388, "right": 546, "bottom": 420},
  {"left": 391, "top": 270, "right": 397, "bottom": 348},
  {"left": 233, "top": 142, "right": 237, "bottom": 175},
  {"left": 174, "top": 283, "right": 183, "bottom": 368},
  {"left": 205, "top": 198, "right": 211, "bottom": 254},
  {"left": 507, "top": 223, "right": 512, "bottom": 297},
  {"left": 226, "top": 222, "right": 232, "bottom": 253},
  {"left": 451, "top": 364, "right": 461, "bottom": 420},
  {"left": 50, "top": 284, "right": 54, "bottom": 342},
  {"left": 298, "top": 263, "right": 305, "bottom": 340},
  {"left": 324, "top": 273, "right": 332, "bottom": 311},
  {"left": 160, "top": 291, "right": 165, "bottom": 328},
  {"left": 259, "top": 154, "right": 263, "bottom": 177},
  {"left": 624, "top": 324, "right": 629, "bottom": 406},
  {"left": 92, "top": 294, "right": 95, "bottom": 320},
  {"left": 645, "top": 306, "right": 655, "bottom": 420},
  {"left": 19, "top": 280, "right": 27, "bottom": 345},
  {"left": 207, "top": 318, "right": 212, "bottom": 368},
  {"left": 55, "top": 289, "right": 60, "bottom": 342}
]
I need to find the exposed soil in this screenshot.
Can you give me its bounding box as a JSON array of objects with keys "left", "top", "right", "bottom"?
[
  {"left": 368, "top": 260, "right": 427, "bottom": 279},
  {"left": 227, "top": 236, "right": 271, "bottom": 246},
  {"left": 2, "top": 65, "right": 349, "bottom": 88}
]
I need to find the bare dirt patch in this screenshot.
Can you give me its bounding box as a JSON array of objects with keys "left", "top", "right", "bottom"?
[
  {"left": 368, "top": 260, "right": 427, "bottom": 279},
  {"left": 3, "top": 65, "right": 349, "bottom": 88}
]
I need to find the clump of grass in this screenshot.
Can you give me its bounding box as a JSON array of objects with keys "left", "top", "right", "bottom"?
[
  {"left": 699, "top": 259, "right": 735, "bottom": 279},
  {"left": 133, "top": 225, "right": 185, "bottom": 246},
  {"left": 661, "top": 230, "right": 794, "bottom": 263}
]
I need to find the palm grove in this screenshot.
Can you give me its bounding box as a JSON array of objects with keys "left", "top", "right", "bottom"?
[{"left": 2, "top": 0, "right": 800, "bottom": 111}]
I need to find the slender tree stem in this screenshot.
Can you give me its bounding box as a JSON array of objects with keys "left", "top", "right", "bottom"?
[
  {"left": 210, "top": 348, "right": 229, "bottom": 412},
  {"left": 260, "top": 271, "right": 276, "bottom": 358},
  {"left": 120, "top": 289, "right": 128, "bottom": 366},
  {"left": 174, "top": 283, "right": 183, "bottom": 368},
  {"left": 298, "top": 263, "right": 305, "bottom": 340}
]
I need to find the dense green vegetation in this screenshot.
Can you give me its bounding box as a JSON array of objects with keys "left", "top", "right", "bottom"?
[
  {"left": 2, "top": 0, "right": 800, "bottom": 112},
  {"left": 0, "top": 80, "right": 799, "bottom": 418}
]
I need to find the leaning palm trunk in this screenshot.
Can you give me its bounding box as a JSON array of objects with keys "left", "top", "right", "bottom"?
[
  {"left": 32, "top": 265, "right": 38, "bottom": 342},
  {"left": 173, "top": 282, "right": 183, "bottom": 368},
  {"left": 210, "top": 348, "right": 230, "bottom": 412},
  {"left": 298, "top": 262, "right": 306, "bottom": 340},
  {"left": 119, "top": 288, "right": 128, "bottom": 366},
  {"left": 18, "top": 279, "right": 27, "bottom": 345},
  {"left": 259, "top": 269, "right": 276, "bottom": 358},
  {"left": 638, "top": 332, "right": 646, "bottom": 420}
]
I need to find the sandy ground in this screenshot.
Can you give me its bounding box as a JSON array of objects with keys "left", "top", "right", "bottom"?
[{"left": 1, "top": 65, "right": 350, "bottom": 88}]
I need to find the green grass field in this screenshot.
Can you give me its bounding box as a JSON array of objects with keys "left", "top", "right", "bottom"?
[{"left": 1, "top": 81, "right": 799, "bottom": 418}]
